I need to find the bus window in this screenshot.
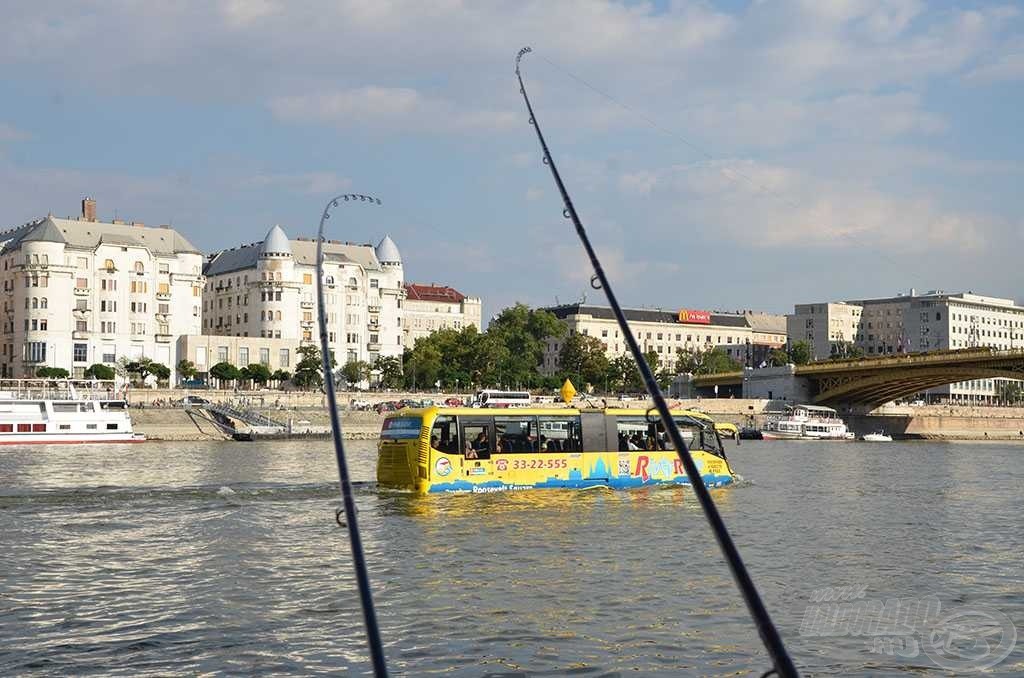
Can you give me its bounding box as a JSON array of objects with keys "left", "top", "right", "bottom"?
[
  {"left": 667, "top": 417, "right": 725, "bottom": 457},
  {"left": 461, "top": 420, "right": 492, "bottom": 459},
  {"left": 616, "top": 417, "right": 658, "bottom": 451},
  {"left": 538, "top": 415, "right": 582, "bottom": 452},
  {"left": 494, "top": 415, "right": 538, "bottom": 452},
  {"left": 430, "top": 416, "right": 458, "bottom": 453}
]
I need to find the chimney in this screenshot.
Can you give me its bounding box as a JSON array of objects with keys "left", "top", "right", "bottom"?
[{"left": 82, "top": 197, "right": 97, "bottom": 222}]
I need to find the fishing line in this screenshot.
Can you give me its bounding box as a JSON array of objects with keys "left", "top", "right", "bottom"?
[
  {"left": 515, "top": 47, "right": 800, "bottom": 678},
  {"left": 316, "top": 193, "right": 389, "bottom": 677},
  {"left": 535, "top": 53, "right": 909, "bottom": 272}
]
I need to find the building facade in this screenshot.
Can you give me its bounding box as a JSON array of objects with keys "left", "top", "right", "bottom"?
[
  {"left": 541, "top": 304, "right": 787, "bottom": 375},
  {"left": 0, "top": 199, "right": 204, "bottom": 378},
  {"left": 788, "top": 290, "right": 1024, "bottom": 402},
  {"left": 402, "top": 283, "right": 482, "bottom": 347},
  {"left": 201, "top": 225, "right": 405, "bottom": 369}
]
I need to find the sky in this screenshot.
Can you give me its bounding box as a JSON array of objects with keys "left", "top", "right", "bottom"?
[{"left": 0, "top": 1, "right": 1021, "bottom": 322}]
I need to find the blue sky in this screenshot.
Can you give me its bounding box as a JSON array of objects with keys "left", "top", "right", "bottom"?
[{"left": 0, "top": 1, "right": 1021, "bottom": 321}]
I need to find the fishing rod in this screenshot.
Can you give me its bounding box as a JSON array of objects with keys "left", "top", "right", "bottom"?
[
  {"left": 514, "top": 47, "right": 799, "bottom": 678},
  {"left": 316, "top": 193, "right": 389, "bottom": 677}
]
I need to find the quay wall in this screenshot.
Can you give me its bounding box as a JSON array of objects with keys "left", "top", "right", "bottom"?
[{"left": 128, "top": 394, "right": 1024, "bottom": 442}]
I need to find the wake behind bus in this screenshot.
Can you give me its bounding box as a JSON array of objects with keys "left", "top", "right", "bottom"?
[{"left": 377, "top": 406, "right": 737, "bottom": 494}]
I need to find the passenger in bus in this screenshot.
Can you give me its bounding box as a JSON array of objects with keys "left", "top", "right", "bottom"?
[
  {"left": 618, "top": 433, "right": 629, "bottom": 451},
  {"left": 546, "top": 439, "right": 560, "bottom": 452},
  {"left": 464, "top": 438, "right": 479, "bottom": 459},
  {"left": 430, "top": 434, "right": 440, "bottom": 449},
  {"left": 473, "top": 430, "right": 489, "bottom": 452}
]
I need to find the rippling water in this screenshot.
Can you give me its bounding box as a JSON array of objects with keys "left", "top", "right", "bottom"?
[{"left": 2, "top": 439, "right": 1023, "bottom": 676}]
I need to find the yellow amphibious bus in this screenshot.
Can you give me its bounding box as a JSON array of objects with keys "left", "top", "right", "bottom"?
[{"left": 377, "top": 407, "right": 737, "bottom": 494}]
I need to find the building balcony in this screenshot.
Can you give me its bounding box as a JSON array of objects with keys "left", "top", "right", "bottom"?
[
  {"left": 368, "top": 304, "right": 381, "bottom": 313},
  {"left": 74, "top": 287, "right": 90, "bottom": 296},
  {"left": 73, "top": 306, "right": 90, "bottom": 315},
  {"left": 300, "top": 300, "right": 314, "bottom": 309},
  {"left": 72, "top": 330, "right": 90, "bottom": 339},
  {"left": 300, "top": 320, "right": 314, "bottom": 328},
  {"left": 156, "top": 291, "right": 171, "bottom": 300},
  {"left": 367, "top": 341, "right": 381, "bottom": 351},
  {"left": 368, "top": 321, "right": 380, "bottom": 330},
  {"left": 155, "top": 333, "right": 172, "bottom": 343}
]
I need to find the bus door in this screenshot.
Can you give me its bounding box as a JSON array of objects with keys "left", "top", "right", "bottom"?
[{"left": 458, "top": 417, "right": 495, "bottom": 481}]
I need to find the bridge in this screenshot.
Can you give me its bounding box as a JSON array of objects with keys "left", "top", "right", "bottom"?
[{"left": 689, "top": 348, "right": 1024, "bottom": 408}]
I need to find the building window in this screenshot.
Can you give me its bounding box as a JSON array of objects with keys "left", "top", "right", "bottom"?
[
  {"left": 303, "top": 273, "right": 313, "bottom": 285},
  {"left": 218, "top": 346, "right": 228, "bottom": 363},
  {"left": 76, "top": 277, "right": 88, "bottom": 289},
  {"left": 76, "top": 320, "right": 88, "bottom": 332},
  {"left": 73, "top": 343, "right": 88, "bottom": 363},
  {"left": 103, "top": 259, "right": 115, "bottom": 271},
  {"left": 24, "top": 342, "right": 45, "bottom": 362},
  {"left": 159, "top": 263, "right": 169, "bottom": 274},
  {"left": 239, "top": 347, "right": 249, "bottom": 366},
  {"left": 158, "top": 283, "right": 170, "bottom": 295},
  {"left": 134, "top": 261, "right": 144, "bottom": 274},
  {"left": 370, "top": 278, "right": 379, "bottom": 289},
  {"left": 259, "top": 348, "right": 270, "bottom": 365},
  {"left": 279, "top": 348, "right": 290, "bottom": 368}
]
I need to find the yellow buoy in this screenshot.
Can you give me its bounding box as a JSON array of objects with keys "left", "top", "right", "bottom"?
[{"left": 560, "top": 378, "right": 577, "bottom": 404}]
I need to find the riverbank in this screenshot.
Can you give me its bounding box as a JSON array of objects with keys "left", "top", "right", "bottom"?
[{"left": 129, "top": 396, "right": 1024, "bottom": 442}]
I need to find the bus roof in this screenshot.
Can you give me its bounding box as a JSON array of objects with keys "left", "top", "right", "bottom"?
[{"left": 383, "top": 406, "right": 719, "bottom": 422}]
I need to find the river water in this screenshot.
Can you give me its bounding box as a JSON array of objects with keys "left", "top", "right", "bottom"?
[{"left": 2, "top": 439, "right": 1022, "bottom": 676}]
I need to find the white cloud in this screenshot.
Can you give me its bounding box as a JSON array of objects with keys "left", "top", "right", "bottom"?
[{"left": 622, "top": 160, "right": 997, "bottom": 252}]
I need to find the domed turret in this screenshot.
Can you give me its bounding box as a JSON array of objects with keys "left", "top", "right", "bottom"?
[
  {"left": 375, "top": 234, "right": 401, "bottom": 265},
  {"left": 259, "top": 225, "right": 292, "bottom": 258}
]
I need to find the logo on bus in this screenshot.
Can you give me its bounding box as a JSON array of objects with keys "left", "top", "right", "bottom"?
[{"left": 435, "top": 457, "right": 452, "bottom": 477}]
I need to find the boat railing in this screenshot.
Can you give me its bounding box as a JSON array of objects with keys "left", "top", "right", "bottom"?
[{"left": 0, "top": 378, "right": 119, "bottom": 401}]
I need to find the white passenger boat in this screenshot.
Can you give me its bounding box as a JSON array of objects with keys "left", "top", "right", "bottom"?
[
  {"left": 762, "top": 404, "right": 851, "bottom": 440},
  {"left": 0, "top": 379, "right": 144, "bottom": 445}
]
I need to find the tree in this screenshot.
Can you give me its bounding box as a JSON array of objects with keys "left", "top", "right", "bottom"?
[
  {"left": 85, "top": 363, "right": 115, "bottom": 380},
  {"left": 767, "top": 349, "right": 790, "bottom": 367},
  {"left": 271, "top": 369, "right": 292, "bottom": 383},
  {"left": 996, "top": 381, "right": 1023, "bottom": 405},
  {"left": 293, "top": 345, "right": 334, "bottom": 390},
  {"left": 241, "top": 363, "right": 271, "bottom": 386},
  {"left": 404, "top": 342, "right": 442, "bottom": 390},
  {"left": 341, "top": 360, "right": 372, "bottom": 388},
  {"left": 788, "top": 340, "right": 812, "bottom": 365},
  {"left": 36, "top": 367, "right": 70, "bottom": 378},
  {"left": 209, "top": 361, "right": 241, "bottom": 386},
  {"left": 125, "top": 357, "right": 156, "bottom": 383},
  {"left": 607, "top": 354, "right": 641, "bottom": 392},
  {"left": 559, "top": 334, "right": 610, "bottom": 390},
  {"left": 830, "top": 341, "right": 865, "bottom": 360},
  {"left": 374, "top": 355, "right": 403, "bottom": 389},
  {"left": 177, "top": 359, "right": 198, "bottom": 381},
  {"left": 149, "top": 363, "right": 171, "bottom": 383},
  {"left": 487, "top": 303, "right": 566, "bottom": 386}
]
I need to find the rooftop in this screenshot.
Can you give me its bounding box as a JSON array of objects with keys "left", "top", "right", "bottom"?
[{"left": 405, "top": 283, "right": 467, "bottom": 303}]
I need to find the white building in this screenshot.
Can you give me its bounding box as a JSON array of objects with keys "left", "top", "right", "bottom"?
[
  {"left": 541, "top": 304, "right": 787, "bottom": 374},
  {"left": 402, "top": 283, "right": 482, "bottom": 347},
  {"left": 0, "top": 198, "right": 204, "bottom": 378},
  {"left": 788, "top": 290, "right": 1024, "bottom": 403},
  {"left": 201, "top": 225, "right": 405, "bottom": 369}
]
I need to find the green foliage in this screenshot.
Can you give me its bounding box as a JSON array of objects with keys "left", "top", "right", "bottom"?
[
  {"left": 341, "top": 360, "right": 372, "bottom": 387},
  {"left": 36, "top": 366, "right": 70, "bottom": 378},
  {"left": 84, "top": 363, "right": 115, "bottom": 380},
  {"left": 788, "top": 340, "right": 812, "bottom": 365},
  {"left": 241, "top": 363, "right": 271, "bottom": 385},
  {"left": 607, "top": 354, "right": 642, "bottom": 392},
  {"left": 373, "top": 355, "right": 404, "bottom": 389},
  {"left": 293, "top": 344, "right": 333, "bottom": 390},
  {"left": 177, "top": 359, "right": 198, "bottom": 380},
  {"left": 830, "top": 341, "right": 865, "bottom": 360},
  {"left": 768, "top": 348, "right": 790, "bottom": 367},
  {"left": 209, "top": 361, "right": 241, "bottom": 383},
  {"left": 485, "top": 304, "right": 566, "bottom": 386},
  {"left": 149, "top": 363, "right": 171, "bottom": 381},
  {"left": 558, "top": 334, "right": 610, "bottom": 390},
  {"left": 271, "top": 369, "right": 292, "bottom": 382}
]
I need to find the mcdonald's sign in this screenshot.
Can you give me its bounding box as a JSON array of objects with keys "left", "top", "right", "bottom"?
[{"left": 678, "top": 309, "right": 711, "bottom": 324}]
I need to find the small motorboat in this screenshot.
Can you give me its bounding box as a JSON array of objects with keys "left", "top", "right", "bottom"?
[{"left": 862, "top": 432, "right": 893, "bottom": 442}]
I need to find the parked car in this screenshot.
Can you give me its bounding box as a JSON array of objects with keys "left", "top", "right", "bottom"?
[
  {"left": 179, "top": 395, "right": 210, "bottom": 407},
  {"left": 179, "top": 379, "right": 209, "bottom": 389}
]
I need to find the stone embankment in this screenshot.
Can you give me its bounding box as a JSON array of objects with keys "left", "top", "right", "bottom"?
[{"left": 127, "top": 389, "right": 1024, "bottom": 442}]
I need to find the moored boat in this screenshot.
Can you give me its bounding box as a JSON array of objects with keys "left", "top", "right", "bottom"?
[
  {"left": 861, "top": 432, "right": 893, "bottom": 442},
  {"left": 0, "top": 379, "right": 144, "bottom": 445},
  {"left": 762, "top": 404, "right": 851, "bottom": 440},
  {"left": 377, "top": 406, "right": 736, "bottom": 494}
]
